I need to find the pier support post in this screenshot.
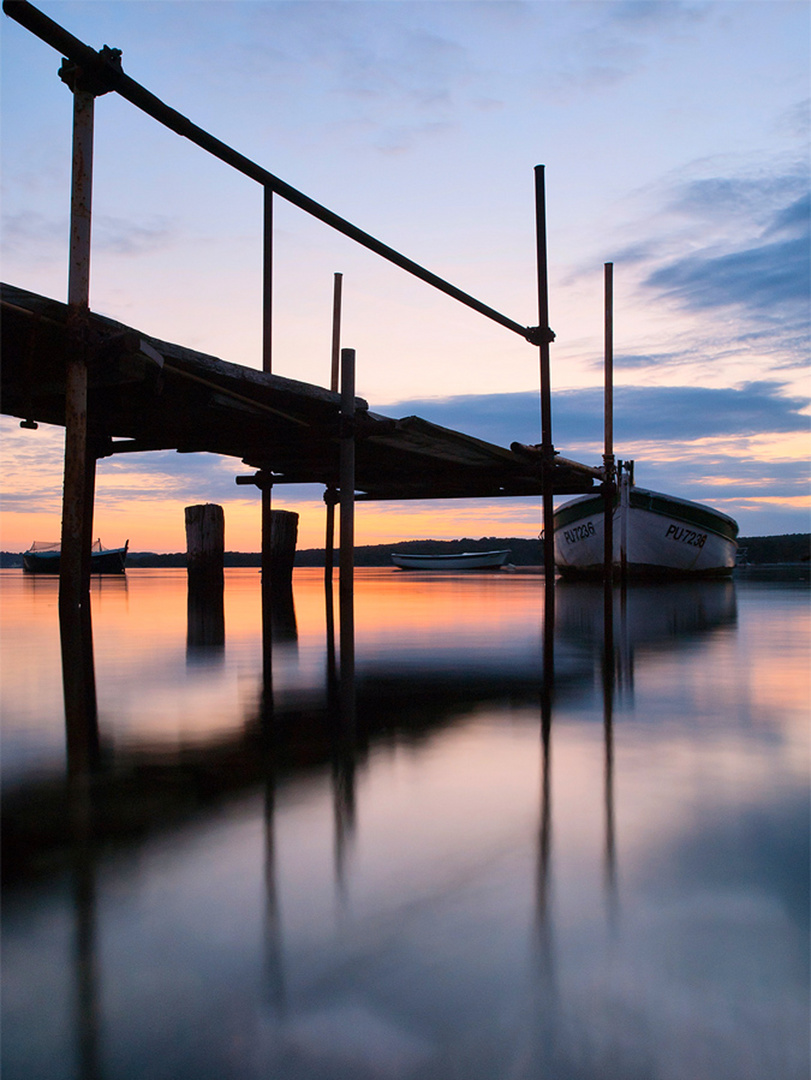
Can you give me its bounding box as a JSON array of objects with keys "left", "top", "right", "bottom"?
[
  {"left": 59, "top": 85, "right": 95, "bottom": 628},
  {"left": 338, "top": 348, "right": 356, "bottom": 716},
  {"left": 57, "top": 78, "right": 101, "bottom": 760},
  {"left": 534, "top": 165, "right": 556, "bottom": 593},
  {"left": 261, "top": 185, "right": 275, "bottom": 689},
  {"left": 339, "top": 348, "right": 356, "bottom": 614}
]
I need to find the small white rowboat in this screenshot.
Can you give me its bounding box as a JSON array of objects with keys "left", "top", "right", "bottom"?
[
  {"left": 554, "top": 475, "right": 738, "bottom": 579},
  {"left": 391, "top": 549, "right": 511, "bottom": 571}
]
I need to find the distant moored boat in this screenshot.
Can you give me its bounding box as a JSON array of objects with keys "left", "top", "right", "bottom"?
[
  {"left": 22, "top": 539, "right": 129, "bottom": 574},
  {"left": 554, "top": 472, "right": 738, "bottom": 579},
  {"left": 391, "top": 549, "right": 512, "bottom": 571}
]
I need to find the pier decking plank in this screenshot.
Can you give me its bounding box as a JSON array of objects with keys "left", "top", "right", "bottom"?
[{"left": 1, "top": 283, "right": 598, "bottom": 500}]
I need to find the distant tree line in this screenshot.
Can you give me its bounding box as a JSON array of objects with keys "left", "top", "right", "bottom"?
[
  {"left": 1, "top": 534, "right": 808, "bottom": 569},
  {"left": 733, "top": 534, "right": 810, "bottom": 565}
]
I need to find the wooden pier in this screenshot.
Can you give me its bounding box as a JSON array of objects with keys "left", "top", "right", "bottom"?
[
  {"left": 2, "top": 283, "right": 600, "bottom": 503},
  {"left": 2, "top": 0, "right": 610, "bottom": 626}
]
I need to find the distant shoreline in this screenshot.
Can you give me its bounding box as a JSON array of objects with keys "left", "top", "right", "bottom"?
[{"left": 1, "top": 533, "right": 808, "bottom": 569}]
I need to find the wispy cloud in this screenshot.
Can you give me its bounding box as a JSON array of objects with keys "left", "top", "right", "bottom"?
[
  {"left": 95, "top": 215, "right": 178, "bottom": 257},
  {"left": 1, "top": 211, "right": 67, "bottom": 262},
  {"left": 374, "top": 382, "right": 810, "bottom": 532},
  {"left": 646, "top": 208, "right": 810, "bottom": 315},
  {"left": 383, "top": 381, "right": 810, "bottom": 448},
  {"left": 591, "top": 161, "right": 811, "bottom": 376},
  {"left": 1, "top": 211, "right": 180, "bottom": 262}
]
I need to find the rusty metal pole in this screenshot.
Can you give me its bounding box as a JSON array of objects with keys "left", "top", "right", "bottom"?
[
  {"left": 603, "top": 262, "right": 615, "bottom": 584},
  {"left": 60, "top": 86, "right": 94, "bottom": 619},
  {"left": 339, "top": 345, "right": 358, "bottom": 682},
  {"left": 324, "top": 272, "right": 343, "bottom": 589},
  {"left": 339, "top": 347, "right": 356, "bottom": 613},
  {"left": 330, "top": 273, "right": 343, "bottom": 395},
  {"left": 261, "top": 186, "right": 273, "bottom": 683},
  {"left": 534, "top": 165, "right": 556, "bottom": 601}
]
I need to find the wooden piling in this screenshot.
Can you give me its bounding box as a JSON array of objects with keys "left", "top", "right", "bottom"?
[
  {"left": 185, "top": 503, "right": 224, "bottom": 586},
  {"left": 268, "top": 509, "right": 299, "bottom": 588}
]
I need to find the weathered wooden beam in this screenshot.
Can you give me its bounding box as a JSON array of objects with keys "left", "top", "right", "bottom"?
[{"left": 2, "top": 283, "right": 599, "bottom": 504}]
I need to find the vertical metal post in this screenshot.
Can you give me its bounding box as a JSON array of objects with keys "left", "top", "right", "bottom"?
[
  {"left": 603, "top": 262, "right": 615, "bottom": 584},
  {"left": 263, "top": 186, "right": 273, "bottom": 373},
  {"left": 330, "top": 273, "right": 343, "bottom": 394},
  {"left": 325, "top": 272, "right": 343, "bottom": 589},
  {"left": 339, "top": 348, "right": 356, "bottom": 610},
  {"left": 534, "top": 165, "right": 556, "bottom": 591},
  {"left": 60, "top": 88, "right": 95, "bottom": 617},
  {"left": 261, "top": 186, "right": 274, "bottom": 683},
  {"left": 338, "top": 347, "right": 356, "bottom": 736}
]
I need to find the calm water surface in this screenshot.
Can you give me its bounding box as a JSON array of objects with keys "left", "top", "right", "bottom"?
[{"left": 1, "top": 568, "right": 808, "bottom": 1079}]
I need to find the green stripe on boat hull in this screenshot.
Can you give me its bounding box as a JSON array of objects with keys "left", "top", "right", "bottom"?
[
  {"left": 553, "top": 486, "right": 738, "bottom": 579},
  {"left": 553, "top": 488, "right": 738, "bottom": 544}
]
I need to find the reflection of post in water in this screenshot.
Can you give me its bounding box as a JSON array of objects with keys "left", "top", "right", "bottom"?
[
  {"left": 333, "top": 516, "right": 357, "bottom": 897},
  {"left": 528, "top": 567, "right": 560, "bottom": 1078},
  {"left": 333, "top": 341, "right": 358, "bottom": 894},
  {"left": 70, "top": 788, "right": 101, "bottom": 1080},
  {"left": 602, "top": 579, "right": 618, "bottom": 914},
  {"left": 537, "top": 572, "right": 555, "bottom": 939},
  {"left": 62, "top": 608, "right": 102, "bottom": 1078},
  {"left": 262, "top": 765, "right": 286, "bottom": 1011},
  {"left": 332, "top": 714, "right": 356, "bottom": 901},
  {"left": 324, "top": 558, "right": 338, "bottom": 698},
  {"left": 259, "top": 508, "right": 301, "bottom": 694},
  {"left": 268, "top": 582, "right": 298, "bottom": 646},
  {"left": 61, "top": 598, "right": 100, "bottom": 777},
  {"left": 186, "top": 582, "right": 225, "bottom": 653}
]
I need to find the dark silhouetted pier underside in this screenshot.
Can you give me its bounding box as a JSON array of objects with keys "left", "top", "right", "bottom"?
[{"left": 2, "top": 284, "right": 600, "bottom": 501}]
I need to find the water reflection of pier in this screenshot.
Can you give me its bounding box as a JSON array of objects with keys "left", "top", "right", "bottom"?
[
  {"left": 2, "top": 573, "right": 738, "bottom": 1079},
  {"left": 4, "top": 575, "right": 738, "bottom": 882}
]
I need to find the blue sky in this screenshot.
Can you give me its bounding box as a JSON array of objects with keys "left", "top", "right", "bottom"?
[{"left": 1, "top": 0, "right": 808, "bottom": 549}]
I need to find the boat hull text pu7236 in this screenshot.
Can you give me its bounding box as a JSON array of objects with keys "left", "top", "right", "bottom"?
[{"left": 554, "top": 475, "right": 738, "bottom": 580}]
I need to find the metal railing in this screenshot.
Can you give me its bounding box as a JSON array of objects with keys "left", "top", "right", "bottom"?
[{"left": 2, "top": 0, "right": 550, "bottom": 353}]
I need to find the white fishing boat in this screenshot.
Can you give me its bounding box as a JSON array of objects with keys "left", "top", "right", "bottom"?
[
  {"left": 391, "top": 549, "right": 511, "bottom": 571},
  {"left": 554, "top": 471, "right": 738, "bottom": 579}
]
